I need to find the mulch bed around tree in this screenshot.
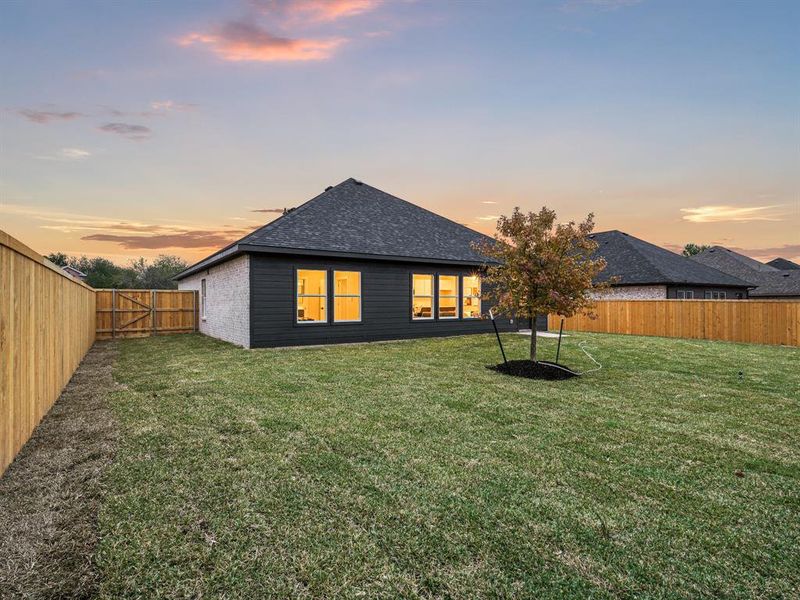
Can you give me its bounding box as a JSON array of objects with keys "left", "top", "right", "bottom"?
[
  {"left": 488, "top": 359, "right": 579, "bottom": 380},
  {"left": 0, "top": 342, "right": 119, "bottom": 599}
]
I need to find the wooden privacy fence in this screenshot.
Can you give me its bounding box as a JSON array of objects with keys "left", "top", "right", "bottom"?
[
  {"left": 96, "top": 289, "right": 197, "bottom": 339},
  {"left": 1, "top": 230, "right": 96, "bottom": 475},
  {"left": 549, "top": 299, "right": 800, "bottom": 347}
]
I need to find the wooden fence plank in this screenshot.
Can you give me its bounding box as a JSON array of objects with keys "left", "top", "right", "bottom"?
[
  {"left": 95, "top": 289, "right": 197, "bottom": 339},
  {"left": 1, "top": 230, "right": 96, "bottom": 476},
  {"left": 548, "top": 299, "right": 800, "bottom": 347}
]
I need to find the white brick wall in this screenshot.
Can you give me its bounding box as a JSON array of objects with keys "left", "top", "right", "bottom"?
[
  {"left": 591, "top": 285, "right": 667, "bottom": 300},
  {"left": 178, "top": 255, "right": 250, "bottom": 347}
]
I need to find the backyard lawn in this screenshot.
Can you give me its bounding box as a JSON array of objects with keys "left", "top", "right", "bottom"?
[{"left": 96, "top": 332, "right": 798, "bottom": 598}]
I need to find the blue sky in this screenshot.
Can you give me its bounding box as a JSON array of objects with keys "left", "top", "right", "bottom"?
[{"left": 1, "top": 0, "right": 798, "bottom": 262}]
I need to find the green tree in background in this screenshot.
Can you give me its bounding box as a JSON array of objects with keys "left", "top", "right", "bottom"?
[
  {"left": 46, "top": 253, "right": 189, "bottom": 289},
  {"left": 45, "top": 252, "right": 69, "bottom": 267},
  {"left": 682, "top": 243, "right": 710, "bottom": 257}
]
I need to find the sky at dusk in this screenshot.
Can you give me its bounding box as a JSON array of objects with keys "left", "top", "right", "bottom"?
[{"left": 1, "top": 0, "right": 798, "bottom": 265}]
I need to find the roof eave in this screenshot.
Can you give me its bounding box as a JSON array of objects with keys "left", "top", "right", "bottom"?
[
  {"left": 238, "top": 244, "right": 498, "bottom": 266},
  {"left": 173, "top": 244, "right": 498, "bottom": 280}
]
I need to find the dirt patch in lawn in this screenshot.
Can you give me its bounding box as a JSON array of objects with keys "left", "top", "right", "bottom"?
[
  {"left": 0, "top": 341, "right": 119, "bottom": 599},
  {"left": 488, "top": 359, "right": 579, "bottom": 380}
]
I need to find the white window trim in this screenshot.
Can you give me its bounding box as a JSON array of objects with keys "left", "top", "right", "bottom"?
[
  {"left": 297, "top": 269, "right": 327, "bottom": 324},
  {"left": 200, "top": 278, "right": 207, "bottom": 320},
  {"left": 462, "top": 275, "right": 481, "bottom": 318},
  {"left": 679, "top": 290, "right": 694, "bottom": 300},
  {"left": 412, "top": 274, "right": 434, "bottom": 321},
  {"left": 333, "top": 271, "right": 362, "bottom": 323},
  {"left": 438, "top": 275, "right": 459, "bottom": 320}
]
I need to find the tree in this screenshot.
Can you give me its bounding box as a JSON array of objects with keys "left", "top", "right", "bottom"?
[
  {"left": 45, "top": 252, "right": 69, "bottom": 267},
  {"left": 682, "top": 243, "right": 710, "bottom": 257},
  {"left": 133, "top": 255, "right": 189, "bottom": 289},
  {"left": 69, "top": 256, "right": 126, "bottom": 288},
  {"left": 475, "top": 207, "right": 609, "bottom": 363}
]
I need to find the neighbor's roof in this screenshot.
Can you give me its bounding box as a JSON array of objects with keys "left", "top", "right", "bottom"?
[
  {"left": 767, "top": 257, "right": 800, "bottom": 270},
  {"left": 692, "top": 246, "right": 800, "bottom": 297},
  {"left": 175, "top": 178, "right": 496, "bottom": 280},
  {"left": 589, "top": 231, "right": 751, "bottom": 288}
]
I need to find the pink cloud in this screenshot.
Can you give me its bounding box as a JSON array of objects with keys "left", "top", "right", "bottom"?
[
  {"left": 179, "top": 20, "right": 345, "bottom": 62},
  {"left": 252, "top": 0, "right": 379, "bottom": 22}
]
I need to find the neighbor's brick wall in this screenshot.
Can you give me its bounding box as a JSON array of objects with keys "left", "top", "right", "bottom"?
[
  {"left": 178, "top": 255, "right": 250, "bottom": 347},
  {"left": 591, "top": 285, "right": 667, "bottom": 300}
]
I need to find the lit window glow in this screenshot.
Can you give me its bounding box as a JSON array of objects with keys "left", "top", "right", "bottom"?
[
  {"left": 412, "top": 274, "right": 433, "bottom": 319},
  {"left": 297, "top": 269, "right": 327, "bottom": 322},
  {"left": 438, "top": 275, "right": 458, "bottom": 319},
  {"left": 334, "top": 271, "right": 361, "bottom": 322},
  {"left": 462, "top": 275, "right": 481, "bottom": 318}
]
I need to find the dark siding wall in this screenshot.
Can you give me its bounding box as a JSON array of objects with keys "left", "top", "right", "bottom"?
[
  {"left": 249, "top": 254, "right": 517, "bottom": 348},
  {"left": 666, "top": 285, "right": 749, "bottom": 299}
]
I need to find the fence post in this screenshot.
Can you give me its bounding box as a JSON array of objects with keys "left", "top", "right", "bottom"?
[
  {"left": 111, "top": 289, "right": 116, "bottom": 339},
  {"left": 151, "top": 289, "right": 156, "bottom": 336}
]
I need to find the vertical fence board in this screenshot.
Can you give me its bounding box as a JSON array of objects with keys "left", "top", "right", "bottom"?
[
  {"left": 549, "top": 299, "right": 800, "bottom": 347},
  {"left": 1, "top": 230, "right": 96, "bottom": 476},
  {"left": 95, "top": 289, "right": 197, "bottom": 339}
]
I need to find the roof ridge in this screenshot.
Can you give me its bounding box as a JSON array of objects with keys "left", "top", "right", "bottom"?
[
  {"left": 174, "top": 180, "right": 352, "bottom": 278},
  {"left": 355, "top": 180, "right": 494, "bottom": 242},
  {"left": 616, "top": 231, "right": 670, "bottom": 280}
]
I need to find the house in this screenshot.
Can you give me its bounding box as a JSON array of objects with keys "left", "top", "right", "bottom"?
[
  {"left": 60, "top": 265, "right": 87, "bottom": 281},
  {"left": 587, "top": 231, "right": 752, "bottom": 300},
  {"left": 691, "top": 246, "right": 800, "bottom": 299},
  {"left": 174, "top": 178, "right": 517, "bottom": 348},
  {"left": 766, "top": 257, "right": 800, "bottom": 270}
]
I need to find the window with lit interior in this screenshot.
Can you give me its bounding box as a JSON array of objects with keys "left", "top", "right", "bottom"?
[
  {"left": 462, "top": 275, "right": 481, "bottom": 318},
  {"left": 297, "top": 269, "right": 327, "bottom": 323},
  {"left": 438, "top": 275, "right": 458, "bottom": 319},
  {"left": 334, "top": 271, "right": 361, "bottom": 322},
  {"left": 412, "top": 274, "right": 433, "bottom": 319}
]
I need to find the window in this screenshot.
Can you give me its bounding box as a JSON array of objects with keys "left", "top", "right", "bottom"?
[
  {"left": 438, "top": 275, "right": 458, "bottom": 319},
  {"left": 297, "top": 269, "right": 327, "bottom": 323},
  {"left": 334, "top": 271, "right": 361, "bottom": 322},
  {"left": 706, "top": 290, "right": 726, "bottom": 300},
  {"left": 462, "top": 275, "right": 481, "bottom": 318},
  {"left": 677, "top": 290, "right": 694, "bottom": 300},
  {"left": 200, "top": 278, "right": 207, "bottom": 319},
  {"left": 412, "top": 274, "right": 434, "bottom": 319}
]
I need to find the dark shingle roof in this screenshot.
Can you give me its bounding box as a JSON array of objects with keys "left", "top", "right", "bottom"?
[
  {"left": 589, "top": 231, "right": 751, "bottom": 288},
  {"left": 767, "top": 257, "right": 800, "bottom": 270},
  {"left": 692, "top": 246, "right": 800, "bottom": 297},
  {"left": 176, "top": 178, "right": 495, "bottom": 279}
]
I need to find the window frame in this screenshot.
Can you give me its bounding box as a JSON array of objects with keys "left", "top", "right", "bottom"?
[
  {"left": 200, "top": 278, "right": 207, "bottom": 320},
  {"left": 677, "top": 290, "right": 694, "bottom": 300},
  {"left": 437, "top": 274, "right": 460, "bottom": 320},
  {"left": 333, "top": 270, "right": 362, "bottom": 323},
  {"left": 462, "top": 274, "right": 481, "bottom": 319},
  {"left": 410, "top": 273, "right": 435, "bottom": 321},
  {"left": 295, "top": 268, "right": 329, "bottom": 325}
]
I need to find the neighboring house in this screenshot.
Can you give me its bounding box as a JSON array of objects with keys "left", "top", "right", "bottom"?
[
  {"left": 767, "top": 257, "right": 800, "bottom": 270},
  {"left": 174, "top": 178, "right": 517, "bottom": 348},
  {"left": 61, "top": 265, "right": 87, "bottom": 281},
  {"left": 691, "top": 246, "right": 800, "bottom": 299},
  {"left": 588, "top": 231, "right": 752, "bottom": 300}
]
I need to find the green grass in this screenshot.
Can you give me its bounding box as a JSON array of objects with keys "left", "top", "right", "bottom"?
[{"left": 97, "top": 332, "right": 799, "bottom": 598}]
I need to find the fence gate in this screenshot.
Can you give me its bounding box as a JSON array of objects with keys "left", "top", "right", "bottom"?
[{"left": 96, "top": 289, "right": 198, "bottom": 339}]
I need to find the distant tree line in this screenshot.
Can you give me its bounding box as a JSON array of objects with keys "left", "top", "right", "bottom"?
[{"left": 45, "top": 252, "right": 189, "bottom": 289}]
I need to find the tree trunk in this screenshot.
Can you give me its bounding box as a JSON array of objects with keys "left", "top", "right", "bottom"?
[{"left": 530, "top": 326, "right": 538, "bottom": 363}]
